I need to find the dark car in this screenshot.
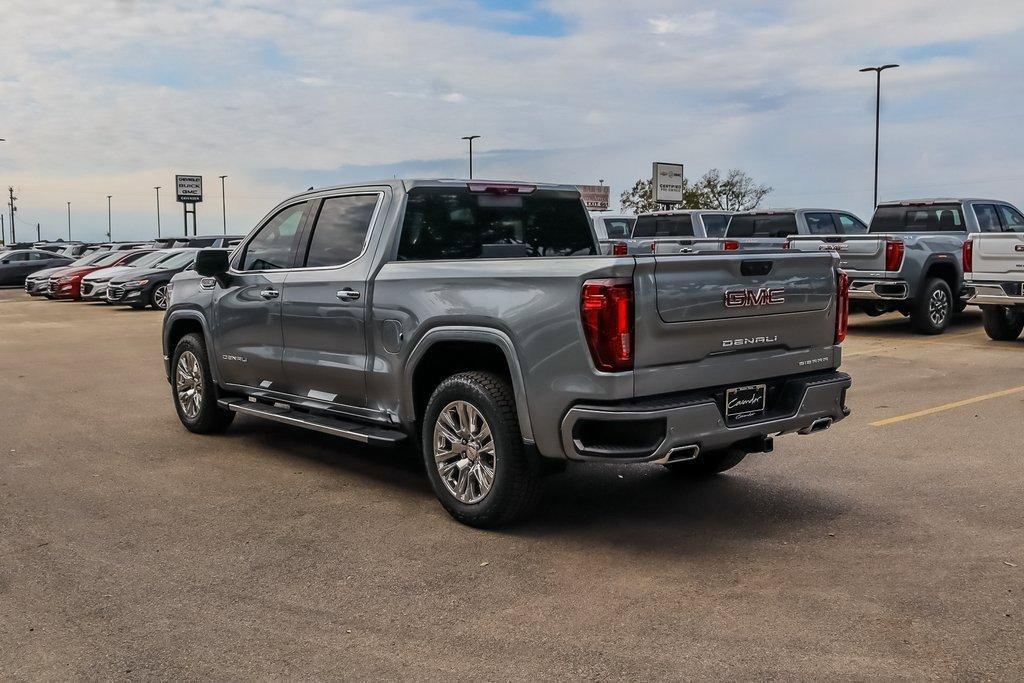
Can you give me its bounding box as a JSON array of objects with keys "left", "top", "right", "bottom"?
[
  {"left": 0, "top": 249, "right": 74, "bottom": 286},
  {"left": 106, "top": 248, "right": 208, "bottom": 310}
]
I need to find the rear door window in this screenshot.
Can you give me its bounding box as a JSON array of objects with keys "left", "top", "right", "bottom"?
[
  {"left": 398, "top": 187, "right": 595, "bottom": 260},
  {"left": 974, "top": 204, "right": 1002, "bottom": 232},
  {"left": 835, "top": 213, "right": 868, "bottom": 234},
  {"left": 239, "top": 202, "right": 308, "bottom": 271},
  {"left": 805, "top": 212, "right": 837, "bottom": 235},
  {"left": 870, "top": 204, "right": 965, "bottom": 232},
  {"left": 701, "top": 214, "right": 730, "bottom": 237},
  {"left": 303, "top": 194, "right": 379, "bottom": 267},
  {"left": 632, "top": 214, "right": 694, "bottom": 238},
  {"left": 997, "top": 205, "right": 1024, "bottom": 232}
]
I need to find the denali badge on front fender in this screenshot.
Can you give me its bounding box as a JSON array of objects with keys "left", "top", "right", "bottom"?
[{"left": 724, "top": 288, "right": 785, "bottom": 308}]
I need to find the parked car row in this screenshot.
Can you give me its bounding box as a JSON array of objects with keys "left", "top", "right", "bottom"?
[
  {"left": 593, "top": 197, "right": 1024, "bottom": 335},
  {"left": 12, "top": 236, "right": 241, "bottom": 310}
]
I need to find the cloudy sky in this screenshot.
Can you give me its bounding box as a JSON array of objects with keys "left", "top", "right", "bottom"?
[{"left": 2, "top": 0, "right": 1024, "bottom": 243}]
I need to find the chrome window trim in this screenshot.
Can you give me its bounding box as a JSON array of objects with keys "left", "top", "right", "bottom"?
[{"left": 228, "top": 192, "right": 385, "bottom": 275}]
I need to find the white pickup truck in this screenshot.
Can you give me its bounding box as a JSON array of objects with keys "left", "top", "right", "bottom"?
[{"left": 963, "top": 201, "right": 1024, "bottom": 339}]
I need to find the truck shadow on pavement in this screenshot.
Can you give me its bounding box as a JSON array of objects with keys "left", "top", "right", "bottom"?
[
  {"left": 846, "top": 309, "right": 982, "bottom": 337},
  {"left": 236, "top": 418, "right": 849, "bottom": 543}
]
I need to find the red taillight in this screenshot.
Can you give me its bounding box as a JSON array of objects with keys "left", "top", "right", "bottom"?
[
  {"left": 836, "top": 270, "right": 850, "bottom": 344},
  {"left": 612, "top": 242, "right": 627, "bottom": 256},
  {"left": 885, "top": 239, "right": 904, "bottom": 271},
  {"left": 467, "top": 182, "right": 535, "bottom": 195},
  {"left": 782, "top": 240, "right": 792, "bottom": 250},
  {"left": 724, "top": 240, "right": 740, "bottom": 251},
  {"left": 581, "top": 279, "right": 634, "bottom": 372},
  {"left": 962, "top": 240, "right": 973, "bottom": 273}
]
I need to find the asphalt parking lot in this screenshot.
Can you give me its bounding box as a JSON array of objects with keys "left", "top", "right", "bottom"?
[{"left": 1, "top": 289, "right": 1021, "bottom": 679}]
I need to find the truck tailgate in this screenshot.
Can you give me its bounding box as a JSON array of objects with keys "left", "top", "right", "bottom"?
[
  {"left": 971, "top": 233, "right": 1024, "bottom": 278},
  {"left": 632, "top": 252, "right": 840, "bottom": 396},
  {"left": 788, "top": 235, "right": 889, "bottom": 272}
]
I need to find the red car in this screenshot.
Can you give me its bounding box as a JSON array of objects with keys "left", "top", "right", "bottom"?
[{"left": 48, "top": 249, "right": 155, "bottom": 300}]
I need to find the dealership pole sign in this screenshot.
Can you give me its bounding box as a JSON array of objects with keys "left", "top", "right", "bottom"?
[
  {"left": 175, "top": 174, "right": 202, "bottom": 236},
  {"left": 578, "top": 184, "right": 610, "bottom": 211},
  {"left": 652, "top": 162, "right": 684, "bottom": 205}
]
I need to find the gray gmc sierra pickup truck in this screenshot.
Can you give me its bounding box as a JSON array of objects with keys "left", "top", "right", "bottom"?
[{"left": 162, "top": 179, "right": 852, "bottom": 527}]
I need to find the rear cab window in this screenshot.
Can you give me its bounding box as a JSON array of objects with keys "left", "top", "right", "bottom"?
[
  {"left": 632, "top": 214, "right": 694, "bottom": 238},
  {"left": 398, "top": 186, "right": 595, "bottom": 260},
  {"left": 701, "top": 214, "right": 730, "bottom": 237},
  {"left": 870, "top": 204, "right": 965, "bottom": 232},
  {"left": 727, "top": 213, "right": 797, "bottom": 238}
]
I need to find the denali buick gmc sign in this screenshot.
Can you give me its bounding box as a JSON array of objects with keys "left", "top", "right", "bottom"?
[{"left": 175, "top": 174, "right": 203, "bottom": 203}]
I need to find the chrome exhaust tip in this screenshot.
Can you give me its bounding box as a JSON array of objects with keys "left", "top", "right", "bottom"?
[
  {"left": 799, "top": 417, "right": 833, "bottom": 435},
  {"left": 663, "top": 444, "right": 700, "bottom": 464}
]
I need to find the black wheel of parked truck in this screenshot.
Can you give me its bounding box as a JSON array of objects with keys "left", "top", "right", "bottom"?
[
  {"left": 421, "top": 371, "right": 542, "bottom": 528},
  {"left": 663, "top": 448, "right": 747, "bottom": 476},
  {"left": 911, "top": 278, "right": 953, "bottom": 335},
  {"left": 171, "top": 333, "right": 235, "bottom": 434},
  {"left": 981, "top": 305, "right": 1024, "bottom": 341}
]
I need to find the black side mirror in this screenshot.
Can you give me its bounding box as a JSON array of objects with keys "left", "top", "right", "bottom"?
[{"left": 195, "top": 249, "right": 230, "bottom": 277}]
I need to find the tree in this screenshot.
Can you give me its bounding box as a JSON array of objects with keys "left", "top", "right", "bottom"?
[{"left": 619, "top": 168, "right": 771, "bottom": 213}]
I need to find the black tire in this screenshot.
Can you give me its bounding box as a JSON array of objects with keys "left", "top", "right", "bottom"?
[
  {"left": 421, "top": 371, "right": 541, "bottom": 528},
  {"left": 170, "top": 333, "right": 235, "bottom": 434},
  {"left": 981, "top": 305, "right": 1024, "bottom": 341},
  {"left": 910, "top": 278, "right": 953, "bottom": 335},
  {"left": 150, "top": 283, "right": 169, "bottom": 310},
  {"left": 663, "top": 448, "right": 747, "bottom": 477}
]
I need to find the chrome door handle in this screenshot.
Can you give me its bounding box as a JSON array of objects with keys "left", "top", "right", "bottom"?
[
  {"left": 336, "top": 288, "right": 361, "bottom": 301},
  {"left": 259, "top": 289, "right": 280, "bottom": 299}
]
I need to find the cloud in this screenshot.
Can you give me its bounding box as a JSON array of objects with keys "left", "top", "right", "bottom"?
[{"left": 648, "top": 11, "right": 717, "bottom": 36}]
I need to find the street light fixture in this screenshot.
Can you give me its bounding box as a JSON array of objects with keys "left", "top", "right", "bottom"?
[
  {"left": 219, "top": 175, "right": 228, "bottom": 234},
  {"left": 461, "top": 135, "right": 481, "bottom": 179},
  {"left": 154, "top": 187, "right": 162, "bottom": 238},
  {"left": 106, "top": 195, "right": 112, "bottom": 241},
  {"left": 859, "top": 63, "right": 899, "bottom": 208}
]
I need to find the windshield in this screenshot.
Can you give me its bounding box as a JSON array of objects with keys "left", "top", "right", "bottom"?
[
  {"left": 727, "top": 213, "right": 797, "bottom": 238},
  {"left": 870, "top": 204, "right": 964, "bottom": 233},
  {"left": 127, "top": 250, "right": 174, "bottom": 268},
  {"left": 158, "top": 251, "right": 197, "bottom": 269},
  {"left": 632, "top": 214, "right": 693, "bottom": 238},
  {"left": 397, "top": 187, "right": 595, "bottom": 260},
  {"left": 0, "top": 250, "right": 10, "bottom": 260},
  {"left": 69, "top": 251, "right": 113, "bottom": 267},
  {"left": 94, "top": 252, "right": 127, "bottom": 266}
]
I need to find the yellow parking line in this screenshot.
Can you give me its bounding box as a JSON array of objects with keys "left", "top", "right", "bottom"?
[{"left": 870, "top": 386, "right": 1024, "bottom": 427}]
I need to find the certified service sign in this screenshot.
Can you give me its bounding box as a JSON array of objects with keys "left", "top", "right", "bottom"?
[
  {"left": 175, "top": 175, "right": 203, "bottom": 203},
  {"left": 652, "top": 162, "right": 684, "bottom": 204}
]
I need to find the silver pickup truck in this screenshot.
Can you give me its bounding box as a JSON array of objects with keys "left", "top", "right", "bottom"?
[
  {"left": 963, "top": 202, "right": 1024, "bottom": 339},
  {"left": 623, "top": 209, "right": 734, "bottom": 254},
  {"left": 786, "top": 199, "right": 1006, "bottom": 335},
  {"left": 726, "top": 208, "right": 868, "bottom": 250},
  {"left": 162, "top": 179, "right": 851, "bottom": 527}
]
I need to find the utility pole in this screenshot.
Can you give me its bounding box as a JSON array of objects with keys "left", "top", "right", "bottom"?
[
  {"left": 8, "top": 187, "right": 16, "bottom": 243},
  {"left": 859, "top": 64, "right": 899, "bottom": 208},
  {"left": 1, "top": 213, "right": 5, "bottom": 244},
  {"left": 67, "top": 202, "right": 71, "bottom": 241},
  {"left": 154, "top": 187, "right": 162, "bottom": 238},
  {"left": 36, "top": 222, "right": 40, "bottom": 241},
  {"left": 461, "top": 135, "right": 481, "bottom": 179},
  {"left": 106, "top": 195, "right": 112, "bottom": 241},
  {"left": 219, "top": 175, "right": 228, "bottom": 234}
]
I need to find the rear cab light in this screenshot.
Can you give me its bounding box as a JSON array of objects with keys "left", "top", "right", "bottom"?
[
  {"left": 962, "top": 239, "right": 973, "bottom": 273},
  {"left": 885, "top": 239, "right": 904, "bottom": 271},
  {"left": 467, "top": 182, "right": 536, "bottom": 195},
  {"left": 836, "top": 270, "right": 850, "bottom": 343},
  {"left": 581, "top": 278, "right": 634, "bottom": 372}
]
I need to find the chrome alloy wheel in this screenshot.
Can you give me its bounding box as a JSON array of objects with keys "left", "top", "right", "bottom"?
[
  {"left": 153, "top": 284, "right": 169, "bottom": 310},
  {"left": 175, "top": 350, "right": 204, "bottom": 419},
  {"left": 433, "top": 400, "right": 496, "bottom": 504},
  {"left": 929, "top": 288, "right": 949, "bottom": 326}
]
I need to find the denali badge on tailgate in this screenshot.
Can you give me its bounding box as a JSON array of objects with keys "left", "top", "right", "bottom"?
[{"left": 724, "top": 288, "right": 785, "bottom": 308}]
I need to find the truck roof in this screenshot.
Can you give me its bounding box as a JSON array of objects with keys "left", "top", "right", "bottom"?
[
  {"left": 876, "top": 198, "right": 1007, "bottom": 206},
  {"left": 732, "top": 208, "right": 845, "bottom": 215},
  {"left": 288, "top": 178, "right": 583, "bottom": 201},
  {"left": 634, "top": 209, "right": 733, "bottom": 217}
]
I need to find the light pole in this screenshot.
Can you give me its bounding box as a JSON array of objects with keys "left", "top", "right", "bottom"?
[
  {"left": 219, "top": 175, "right": 228, "bottom": 234},
  {"left": 67, "top": 202, "right": 71, "bottom": 241},
  {"left": 106, "top": 195, "right": 112, "bottom": 241},
  {"left": 859, "top": 64, "right": 899, "bottom": 208},
  {"left": 154, "top": 186, "right": 162, "bottom": 238},
  {"left": 461, "top": 135, "right": 481, "bottom": 179}
]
